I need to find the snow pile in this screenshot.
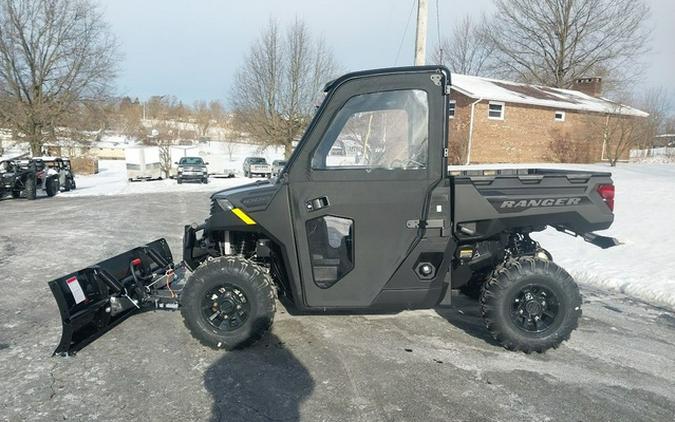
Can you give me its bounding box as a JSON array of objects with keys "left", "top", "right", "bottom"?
[{"left": 527, "top": 163, "right": 675, "bottom": 310}]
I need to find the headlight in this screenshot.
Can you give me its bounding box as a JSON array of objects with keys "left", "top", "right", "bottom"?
[
  {"left": 216, "top": 198, "right": 233, "bottom": 210},
  {"left": 177, "top": 167, "right": 183, "bottom": 173}
]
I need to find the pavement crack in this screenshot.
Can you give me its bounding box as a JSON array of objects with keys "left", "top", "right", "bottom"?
[{"left": 48, "top": 362, "right": 58, "bottom": 400}]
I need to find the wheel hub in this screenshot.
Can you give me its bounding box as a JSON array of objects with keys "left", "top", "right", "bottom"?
[
  {"left": 202, "top": 285, "right": 250, "bottom": 331},
  {"left": 524, "top": 300, "right": 543, "bottom": 316},
  {"left": 511, "top": 284, "right": 560, "bottom": 333}
]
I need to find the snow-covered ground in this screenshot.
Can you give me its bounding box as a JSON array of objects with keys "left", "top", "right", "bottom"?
[
  {"left": 529, "top": 163, "right": 675, "bottom": 310},
  {"left": 62, "top": 160, "right": 675, "bottom": 310},
  {"left": 60, "top": 160, "right": 252, "bottom": 197}
]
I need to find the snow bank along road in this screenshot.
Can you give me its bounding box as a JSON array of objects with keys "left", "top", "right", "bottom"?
[
  {"left": 0, "top": 190, "right": 674, "bottom": 421},
  {"left": 59, "top": 161, "right": 675, "bottom": 311}
]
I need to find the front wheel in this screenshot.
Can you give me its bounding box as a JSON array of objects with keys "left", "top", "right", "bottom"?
[
  {"left": 480, "top": 257, "right": 581, "bottom": 353},
  {"left": 180, "top": 256, "right": 276, "bottom": 350}
]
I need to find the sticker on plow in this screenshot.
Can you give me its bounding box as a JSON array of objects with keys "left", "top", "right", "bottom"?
[{"left": 66, "top": 276, "right": 86, "bottom": 304}]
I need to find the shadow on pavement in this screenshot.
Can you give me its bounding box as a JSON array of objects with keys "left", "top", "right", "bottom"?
[
  {"left": 204, "top": 333, "right": 314, "bottom": 422},
  {"left": 435, "top": 293, "right": 501, "bottom": 347}
]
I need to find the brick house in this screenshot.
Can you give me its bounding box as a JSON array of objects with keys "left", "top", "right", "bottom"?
[{"left": 447, "top": 74, "right": 648, "bottom": 164}]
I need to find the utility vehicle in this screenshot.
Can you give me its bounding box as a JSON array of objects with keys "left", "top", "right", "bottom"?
[
  {"left": 48, "top": 67, "right": 618, "bottom": 356},
  {"left": 1, "top": 158, "right": 60, "bottom": 199},
  {"left": 42, "top": 157, "right": 76, "bottom": 191}
]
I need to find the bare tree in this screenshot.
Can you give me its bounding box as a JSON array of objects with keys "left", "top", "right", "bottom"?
[
  {"left": 194, "top": 99, "right": 225, "bottom": 137},
  {"left": 483, "top": 0, "right": 651, "bottom": 90},
  {"left": 230, "top": 19, "right": 338, "bottom": 157},
  {"left": 637, "top": 87, "right": 671, "bottom": 147},
  {"left": 592, "top": 109, "right": 647, "bottom": 166},
  {"left": 0, "top": 0, "right": 118, "bottom": 155},
  {"left": 548, "top": 128, "right": 592, "bottom": 163},
  {"left": 433, "top": 15, "right": 491, "bottom": 75},
  {"left": 158, "top": 141, "right": 172, "bottom": 178}
]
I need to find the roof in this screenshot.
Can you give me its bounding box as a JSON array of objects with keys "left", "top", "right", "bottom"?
[{"left": 451, "top": 74, "right": 648, "bottom": 117}]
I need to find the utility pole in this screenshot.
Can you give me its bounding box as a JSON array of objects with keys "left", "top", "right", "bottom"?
[{"left": 414, "top": 0, "right": 428, "bottom": 65}]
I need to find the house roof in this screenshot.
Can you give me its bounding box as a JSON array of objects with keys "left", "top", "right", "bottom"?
[{"left": 450, "top": 74, "right": 648, "bottom": 117}]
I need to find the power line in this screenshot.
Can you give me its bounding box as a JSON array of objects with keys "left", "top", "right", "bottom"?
[{"left": 395, "top": 0, "right": 417, "bottom": 66}]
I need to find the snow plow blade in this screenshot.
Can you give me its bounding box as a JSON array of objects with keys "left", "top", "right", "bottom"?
[{"left": 48, "top": 238, "right": 186, "bottom": 356}]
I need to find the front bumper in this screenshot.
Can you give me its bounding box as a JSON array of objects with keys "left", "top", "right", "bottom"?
[{"left": 178, "top": 172, "right": 207, "bottom": 180}]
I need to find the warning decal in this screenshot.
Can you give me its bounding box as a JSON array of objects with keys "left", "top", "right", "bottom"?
[{"left": 66, "top": 276, "right": 86, "bottom": 304}]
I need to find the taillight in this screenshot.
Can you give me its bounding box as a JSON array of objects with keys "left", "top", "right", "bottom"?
[{"left": 597, "top": 184, "right": 615, "bottom": 211}]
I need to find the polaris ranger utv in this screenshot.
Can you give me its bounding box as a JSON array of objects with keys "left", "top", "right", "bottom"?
[{"left": 48, "top": 66, "right": 618, "bottom": 356}]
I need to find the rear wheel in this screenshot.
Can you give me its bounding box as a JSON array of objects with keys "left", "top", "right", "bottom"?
[
  {"left": 25, "top": 177, "right": 36, "bottom": 200},
  {"left": 180, "top": 256, "right": 276, "bottom": 350},
  {"left": 480, "top": 257, "right": 581, "bottom": 353}
]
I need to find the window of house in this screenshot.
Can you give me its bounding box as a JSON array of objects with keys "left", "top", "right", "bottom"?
[
  {"left": 488, "top": 101, "right": 504, "bottom": 120},
  {"left": 311, "top": 89, "right": 429, "bottom": 170},
  {"left": 448, "top": 100, "right": 456, "bottom": 118},
  {"left": 554, "top": 111, "right": 565, "bottom": 122}
]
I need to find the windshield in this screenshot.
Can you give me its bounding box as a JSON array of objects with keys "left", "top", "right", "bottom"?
[
  {"left": 179, "top": 157, "right": 204, "bottom": 165},
  {"left": 249, "top": 158, "right": 267, "bottom": 164},
  {"left": 274, "top": 161, "right": 287, "bottom": 166}
]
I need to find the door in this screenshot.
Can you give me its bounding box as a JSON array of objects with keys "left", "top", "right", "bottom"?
[{"left": 287, "top": 68, "right": 448, "bottom": 308}]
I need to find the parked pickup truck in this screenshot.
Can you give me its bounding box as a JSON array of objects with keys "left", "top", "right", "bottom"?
[
  {"left": 48, "top": 66, "right": 618, "bottom": 357},
  {"left": 243, "top": 157, "right": 272, "bottom": 178},
  {"left": 176, "top": 156, "right": 208, "bottom": 184}
]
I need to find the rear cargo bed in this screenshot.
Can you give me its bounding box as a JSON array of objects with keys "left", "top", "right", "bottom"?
[{"left": 450, "top": 168, "right": 614, "bottom": 240}]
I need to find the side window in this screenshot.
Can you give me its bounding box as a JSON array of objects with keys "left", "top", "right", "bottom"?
[
  {"left": 448, "top": 100, "right": 456, "bottom": 118},
  {"left": 312, "top": 89, "right": 429, "bottom": 170},
  {"left": 306, "top": 216, "right": 354, "bottom": 288}
]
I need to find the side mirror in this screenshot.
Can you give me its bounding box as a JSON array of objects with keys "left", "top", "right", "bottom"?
[
  {"left": 174, "top": 162, "right": 179, "bottom": 165},
  {"left": 205, "top": 162, "right": 209, "bottom": 165}
]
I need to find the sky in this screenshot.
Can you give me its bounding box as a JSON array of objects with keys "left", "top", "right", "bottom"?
[{"left": 101, "top": 0, "right": 675, "bottom": 105}]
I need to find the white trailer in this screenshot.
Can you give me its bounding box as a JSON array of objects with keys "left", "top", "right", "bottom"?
[{"left": 125, "top": 146, "right": 162, "bottom": 181}]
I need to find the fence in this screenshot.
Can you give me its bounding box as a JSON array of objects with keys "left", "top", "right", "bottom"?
[{"left": 630, "top": 147, "right": 675, "bottom": 162}]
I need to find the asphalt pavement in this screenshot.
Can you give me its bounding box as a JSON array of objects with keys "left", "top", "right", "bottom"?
[{"left": 1, "top": 191, "right": 674, "bottom": 421}]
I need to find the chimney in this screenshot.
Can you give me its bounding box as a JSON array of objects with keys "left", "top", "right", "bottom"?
[{"left": 572, "top": 77, "right": 602, "bottom": 97}]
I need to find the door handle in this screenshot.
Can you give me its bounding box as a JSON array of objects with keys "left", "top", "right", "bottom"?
[{"left": 305, "top": 196, "right": 329, "bottom": 211}]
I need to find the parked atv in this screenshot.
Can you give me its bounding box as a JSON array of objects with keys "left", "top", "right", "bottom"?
[{"left": 0, "top": 159, "right": 60, "bottom": 200}]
